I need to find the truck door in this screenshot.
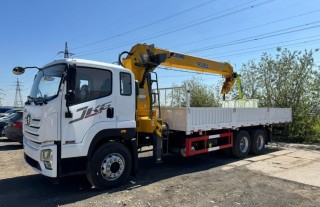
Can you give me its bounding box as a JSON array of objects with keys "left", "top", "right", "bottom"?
[
  {"left": 115, "top": 71, "right": 136, "bottom": 129},
  {"left": 61, "top": 66, "right": 115, "bottom": 146}
]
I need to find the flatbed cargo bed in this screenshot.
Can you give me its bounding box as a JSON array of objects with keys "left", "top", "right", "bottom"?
[
  {"left": 162, "top": 107, "right": 292, "bottom": 135},
  {"left": 158, "top": 87, "right": 292, "bottom": 135}
]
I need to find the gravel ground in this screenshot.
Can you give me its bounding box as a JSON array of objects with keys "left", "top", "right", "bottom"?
[
  {"left": 269, "top": 142, "right": 320, "bottom": 151},
  {"left": 0, "top": 137, "right": 319, "bottom": 207}
]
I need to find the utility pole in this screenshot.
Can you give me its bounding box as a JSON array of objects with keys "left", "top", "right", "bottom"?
[
  {"left": 58, "top": 42, "right": 74, "bottom": 58},
  {"left": 0, "top": 89, "right": 5, "bottom": 107},
  {"left": 13, "top": 78, "right": 23, "bottom": 108}
]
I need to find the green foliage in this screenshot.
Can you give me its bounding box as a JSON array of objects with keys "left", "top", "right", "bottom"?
[
  {"left": 184, "top": 78, "right": 220, "bottom": 107},
  {"left": 170, "top": 78, "right": 220, "bottom": 107},
  {"left": 239, "top": 48, "right": 320, "bottom": 143}
]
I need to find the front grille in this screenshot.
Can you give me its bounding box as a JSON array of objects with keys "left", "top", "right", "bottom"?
[
  {"left": 24, "top": 118, "right": 41, "bottom": 140},
  {"left": 24, "top": 153, "right": 41, "bottom": 171}
]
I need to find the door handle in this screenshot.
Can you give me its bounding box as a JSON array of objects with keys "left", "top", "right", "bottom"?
[{"left": 107, "top": 107, "right": 114, "bottom": 118}]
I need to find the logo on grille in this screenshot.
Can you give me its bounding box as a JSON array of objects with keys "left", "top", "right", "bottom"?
[{"left": 26, "top": 114, "right": 31, "bottom": 126}]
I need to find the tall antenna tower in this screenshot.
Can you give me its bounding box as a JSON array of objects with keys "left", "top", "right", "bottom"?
[
  {"left": 58, "top": 42, "right": 74, "bottom": 58},
  {"left": 0, "top": 89, "right": 5, "bottom": 106},
  {"left": 14, "top": 78, "right": 23, "bottom": 108}
]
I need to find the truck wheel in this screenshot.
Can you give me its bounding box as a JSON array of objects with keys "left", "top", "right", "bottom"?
[
  {"left": 232, "top": 130, "right": 250, "bottom": 158},
  {"left": 87, "top": 142, "right": 132, "bottom": 190},
  {"left": 250, "top": 129, "right": 266, "bottom": 155}
]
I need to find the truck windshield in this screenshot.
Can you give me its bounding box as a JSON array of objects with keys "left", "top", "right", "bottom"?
[{"left": 29, "top": 64, "right": 65, "bottom": 104}]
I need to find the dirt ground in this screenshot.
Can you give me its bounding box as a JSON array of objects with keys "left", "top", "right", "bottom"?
[{"left": 0, "top": 136, "right": 319, "bottom": 207}]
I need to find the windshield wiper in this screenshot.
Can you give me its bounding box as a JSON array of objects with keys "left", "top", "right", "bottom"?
[
  {"left": 35, "top": 89, "right": 47, "bottom": 105},
  {"left": 25, "top": 96, "right": 32, "bottom": 105},
  {"left": 26, "top": 95, "right": 47, "bottom": 106},
  {"left": 35, "top": 96, "right": 47, "bottom": 105}
]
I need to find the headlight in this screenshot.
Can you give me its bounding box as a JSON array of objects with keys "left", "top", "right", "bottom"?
[
  {"left": 40, "top": 149, "right": 52, "bottom": 161},
  {"left": 40, "top": 149, "right": 53, "bottom": 170}
]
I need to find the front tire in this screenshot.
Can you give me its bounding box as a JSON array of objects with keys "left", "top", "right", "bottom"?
[
  {"left": 232, "top": 130, "right": 250, "bottom": 158},
  {"left": 87, "top": 142, "right": 132, "bottom": 190}
]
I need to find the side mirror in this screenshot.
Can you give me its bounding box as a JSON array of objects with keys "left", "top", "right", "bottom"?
[
  {"left": 12, "top": 66, "right": 42, "bottom": 75},
  {"left": 12, "top": 67, "right": 25, "bottom": 75}
]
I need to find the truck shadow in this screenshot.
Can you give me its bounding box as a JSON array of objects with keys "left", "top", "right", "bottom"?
[
  {"left": 0, "top": 148, "right": 279, "bottom": 207},
  {"left": 0, "top": 137, "right": 23, "bottom": 151},
  {"left": 0, "top": 137, "right": 15, "bottom": 142},
  {"left": 0, "top": 144, "right": 23, "bottom": 151}
]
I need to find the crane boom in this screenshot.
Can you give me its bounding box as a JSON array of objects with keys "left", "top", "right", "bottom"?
[
  {"left": 119, "top": 43, "right": 243, "bottom": 135},
  {"left": 121, "top": 44, "right": 241, "bottom": 96}
]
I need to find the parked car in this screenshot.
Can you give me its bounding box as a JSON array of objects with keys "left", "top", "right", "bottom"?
[
  {"left": 0, "top": 108, "right": 20, "bottom": 118},
  {"left": 0, "top": 113, "right": 19, "bottom": 137},
  {"left": 0, "top": 122, "right": 6, "bottom": 137},
  {"left": 0, "top": 107, "right": 12, "bottom": 113},
  {"left": 0, "top": 108, "right": 12, "bottom": 118},
  {"left": 3, "top": 111, "right": 23, "bottom": 142}
]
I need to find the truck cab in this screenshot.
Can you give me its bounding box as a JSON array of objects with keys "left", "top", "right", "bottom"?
[{"left": 23, "top": 59, "right": 137, "bottom": 187}]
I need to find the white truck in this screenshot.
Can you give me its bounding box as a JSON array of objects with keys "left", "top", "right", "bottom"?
[{"left": 12, "top": 44, "right": 291, "bottom": 189}]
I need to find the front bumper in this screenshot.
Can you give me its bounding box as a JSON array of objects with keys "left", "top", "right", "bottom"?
[{"left": 23, "top": 136, "right": 57, "bottom": 178}]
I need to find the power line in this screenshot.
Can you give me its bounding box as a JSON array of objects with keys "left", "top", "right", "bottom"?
[
  {"left": 186, "top": 21, "right": 320, "bottom": 54},
  {"left": 152, "top": 37, "right": 320, "bottom": 78},
  {"left": 74, "top": 0, "right": 273, "bottom": 57},
  {"left": 76, "top": 21, "right": 320, "bottom": 59},
  {"left": 204, "top": 35, "right": 320, "bottom": 57},
  {"left": 155, "top": 40, "right": 320, "bottom": 82},
  {"left": 67, "top": 1, "right": 160, "bottom": 45},
  {"left": 148, "top": 0, "right": 309, "bottom": 52},
  {"left": 69, "top": 0, "right": 309, "bottom": 59},
  {"left": 74, "top": 0, "right": 255, "bottom": 55},
  {"left": 71, "top": 0, "right": 218, "bottom": 51},
  {"left": 136, "top": 0, "right": 275, "bottom": 43},
  {"left": 171, "top": 9, "right": 320, "bottom": 49},
  {"left": 210, "top": 38, "right": 320, "bottom": 59}
]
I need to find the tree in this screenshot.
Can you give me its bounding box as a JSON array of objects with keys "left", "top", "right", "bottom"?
[
  {"left": 162, "top": 77, "right": 220, "bottom": 107},
  {"left": 238, "top": 48, "right": 320, "bottom": 143}
]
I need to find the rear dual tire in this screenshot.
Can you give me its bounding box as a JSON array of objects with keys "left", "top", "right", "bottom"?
[
  {"left": 232, "top": 130, "right": 250, "bottom": 158},
  {"left": 232, "top": 129, "right": 266, "bottom": 158},
  {"left": 250, "top": 129, "right": 266, "bottom": 155}
]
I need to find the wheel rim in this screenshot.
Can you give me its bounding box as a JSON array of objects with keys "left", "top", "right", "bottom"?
[
  {"left": 101, "top": 153, "right": 125, "bottom": 181},
  {"left": 256, "top": 135, "right": 264, "bottom": 150},
  {"left": 240, "top": 136, "right": 249, "bottom": 153}
]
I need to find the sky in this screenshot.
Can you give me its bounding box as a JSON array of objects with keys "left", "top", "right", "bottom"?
[{"left": 1, "top": 0, "right": 320, "bottom": 107}]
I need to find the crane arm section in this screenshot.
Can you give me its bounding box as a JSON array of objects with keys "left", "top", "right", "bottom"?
[
  {"left": 119, "top": 43, "right": 242, "bottom": 135},
  {"left": 121, "top": 44, "right": 240, "bottom": 96}
]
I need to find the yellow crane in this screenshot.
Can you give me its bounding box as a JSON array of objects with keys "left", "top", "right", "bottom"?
[{"left": 119, "top": 44, "right": 243, "bottom": 141}]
